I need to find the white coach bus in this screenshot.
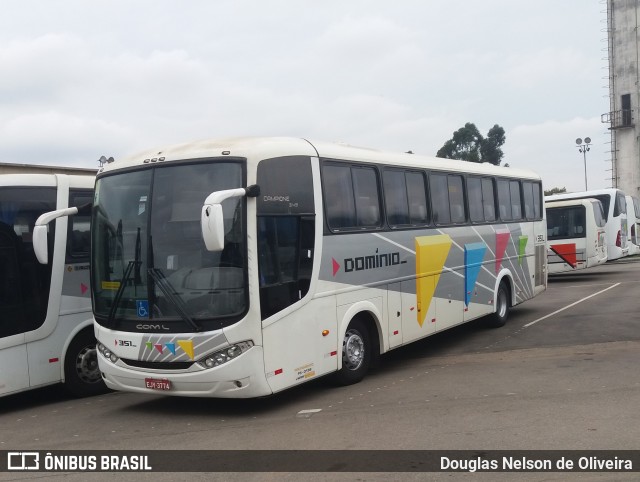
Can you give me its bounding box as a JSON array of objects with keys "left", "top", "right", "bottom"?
[
  {"left": 0, "top": 173, "right": 105, "bottom": 397},
  {"left": 625, "top": 195, "right": 640, "bottom": 256},
  {"left": 545, "top": 198, "right": 607, "bottom": 273},
  {"left": 35, "top": 138, "right": 547, "bottom": 398},
  {"left": 547, "top": 189, "right": 628, "bottom": 260}
]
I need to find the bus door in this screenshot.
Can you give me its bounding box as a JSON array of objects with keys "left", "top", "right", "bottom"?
[{"left": 256, "top": 156, "right": 330, "bottom": 390}]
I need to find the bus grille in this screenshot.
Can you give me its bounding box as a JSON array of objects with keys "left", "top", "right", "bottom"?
[{"left": 121, "top": 359, "right": 194, "bottom": 370}]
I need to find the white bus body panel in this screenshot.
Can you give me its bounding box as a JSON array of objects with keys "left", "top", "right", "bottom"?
[
  {"left": 0, "top": 338, "right": 29, "bottom": 394},
  {"left": 96, "top": 324, "right": 272, "bottom": 398}
]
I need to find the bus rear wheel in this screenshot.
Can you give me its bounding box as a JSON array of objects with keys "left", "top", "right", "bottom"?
[
  {"left": 334, "top": 318, "right": 371, "bottom": 386},
  {"left": 64, "top": 330, "right": 108, "bottom": 397},
  {"left": 487, "top": 281, "right": 510, "bottom": 328}
]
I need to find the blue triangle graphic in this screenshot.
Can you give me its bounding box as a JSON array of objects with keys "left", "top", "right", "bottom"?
[
  {"left": 464, "top": 242, "right": 487, "bottom": 307},
  {"left": 165, "top": 343, "right": 176, "bottom": 355}
]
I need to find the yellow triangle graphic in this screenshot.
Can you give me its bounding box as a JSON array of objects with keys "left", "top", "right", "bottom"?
[
  {"left": 415, "top": 234, "right": 452, "bottom": 327},
  {"left": 177, "top": 340, "right": 195, "bottom": 360}
]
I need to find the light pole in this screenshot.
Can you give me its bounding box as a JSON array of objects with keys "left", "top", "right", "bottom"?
[{"left": 575, "top": 137, "right": 591, "bottom": 191}]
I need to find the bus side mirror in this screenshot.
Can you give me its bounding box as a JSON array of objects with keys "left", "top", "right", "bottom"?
[
  {"left": 33, "top": 207, "right": 79, "bottom": 264},
  {"left": 201, "top": 203, "right": 226, "bottom": 252},
  {"left": 200, "top": 185, "right": 259, "bottom": 252}
]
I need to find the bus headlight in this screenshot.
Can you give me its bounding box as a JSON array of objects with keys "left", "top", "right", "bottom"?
[
  {"left": 197, "top": 341, "right": 254, "bottom": 369},
  {"left": 97, "top": 343, "right": 119, "bottom": 364}
]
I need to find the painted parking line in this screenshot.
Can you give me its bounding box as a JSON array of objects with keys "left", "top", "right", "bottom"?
[
  {"left": 523, "top": 282, "right": 621, "bottom": 328},
  {"left": 296, "top": 409, "right": 322, "bottom": 418}
]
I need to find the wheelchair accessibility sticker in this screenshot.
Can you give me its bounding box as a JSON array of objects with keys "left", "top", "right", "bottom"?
[{"left": 136, "top": 300, "right": 149, "bottom": 318}]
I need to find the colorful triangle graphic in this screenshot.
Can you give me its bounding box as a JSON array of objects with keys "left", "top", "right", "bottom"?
[
  {"left": 464, "top": 242, "right": 487, "bottom": 307},
  {"left": 550, "top": 243, "right": 577, "bottom": 268},
  {"left": 415, "top": 234, "right": 452, "bottom": 327},
  {"left": 332, "top": 258, "right": 340, "bottom": 277},
  {"left": 495, "top": 230, "right": 510, "bottom": 273},
  {"left": 165, "top": 343, "right": 176, "bottom": 355},
  {"left": 518, "top": 236, "right": 528, "bottom": 265},
  {"left": 177, "top": 340, "right": 195, "bottom": 360}
]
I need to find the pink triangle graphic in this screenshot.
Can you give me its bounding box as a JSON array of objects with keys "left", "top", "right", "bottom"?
[
  {"left": 332, "top": 258, "right": 341, "bottom": 277},
  {"left": 495, "top": 231, "right": 510, "bottom": 273},
  {"left": 80, "top": 283, "right": 88, "bottom": 295}
]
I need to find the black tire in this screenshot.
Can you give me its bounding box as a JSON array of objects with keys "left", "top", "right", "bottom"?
[
  {"left": 63, "top": 329, "right": 108, "bottom": 397},
  {"left": 486, "top": 281, "right": 510, "bottom": 328},
  {"left": 333, "top": 318, "right": 371, "bottom": 386}
]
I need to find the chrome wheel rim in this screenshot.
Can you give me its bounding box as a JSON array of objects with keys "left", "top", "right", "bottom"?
[
  {"left": 343, "top": 329, "right": 365, "bottom": 371},
  {"left": 75, "top": 346, "right": 101, "bottom": 384}
]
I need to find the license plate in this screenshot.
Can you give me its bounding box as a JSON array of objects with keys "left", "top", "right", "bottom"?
[{"left": 145, "top": 378, "right": 171, "bottom": 391}]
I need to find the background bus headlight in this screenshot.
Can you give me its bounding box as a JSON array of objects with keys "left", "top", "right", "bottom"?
[
  {"left": 197, "top": 341, "right": 254, "bottom": 369},
  {"left": 97, "top": 343, "right": 119, "bottom": 363}
]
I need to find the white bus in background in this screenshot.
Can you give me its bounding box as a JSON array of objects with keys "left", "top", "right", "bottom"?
[
  {"left": 35, "top": 137, "right": 547, "bottom": 398},
  {"left": 624, "top": 195, "right": 640, "bottom": 256},
  {"left": 546, "top": 188, "right": 628, "bottom": 260},
  {"left": 545, "top": 198, "right": 607, "bottom": 274},
  {"left": 0, "top": 173, "right": 106, "bottom": 397}
]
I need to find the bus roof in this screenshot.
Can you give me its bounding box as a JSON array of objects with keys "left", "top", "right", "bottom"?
[
  {"left": 98, "top": 137, "right": 541, "bottom": 180},
  {"left": 0, "top": 173, "right": 95, "bottom": 189},
  {"left": 546, "top": 188, "right": 624, "bottom": 203},
  {"left": 545, "top": 198, "right": 603, "bottom": 209}
]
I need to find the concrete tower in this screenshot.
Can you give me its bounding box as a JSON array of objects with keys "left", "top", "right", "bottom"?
[{"left": 603, "top": 0, "right": 640, "bottom": 195}]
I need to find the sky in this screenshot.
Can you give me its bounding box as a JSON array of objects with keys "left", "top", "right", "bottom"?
[{"left": 0, "top": 0, "right": 611, "bottom": 192}]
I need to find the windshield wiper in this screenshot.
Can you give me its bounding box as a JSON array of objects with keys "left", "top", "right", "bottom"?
[
  {"left": 148, "top": 268, "right": 201, "bottom": 332},
  {"left": 106, "top": 227, "right": 143, "bottom": 328},
  {"left": 106, "top": 259, "right": 141, "bottom": 327}
]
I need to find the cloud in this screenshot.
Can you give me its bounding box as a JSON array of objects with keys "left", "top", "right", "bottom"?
[
  {"left": 0, "top": 0, "right": 614, "bottom": 185},
  {"left": 0, "top": 111, "right": 133, "bottom": 166},
  {"left": 506, "top": 117, "right": 610, "bottom": 192}
]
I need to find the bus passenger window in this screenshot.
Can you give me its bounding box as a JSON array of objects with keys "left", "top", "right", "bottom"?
[
  {"left": 497, "top": 180, "right": 512, "bottom": 221},
  {"left": 383, "top": 170, "right": 428, "bottom": 227},
  {"left": 430, "top": 174, "right": 450, "bottom": 225},
  {"left": 0, "top": 223, "right": 21, "bottom": 333},
  {"left": 482, "top": 178, "right": 496, "bottom": 221},
  {"left": 323, "top": 165, "right": 356, "bottom": 229},
  {"left": 448, "top": 175, "right": 466, "bottom": 223},
  {"left": 468, "top": 177, "right": 484, "bottom": 222},
  {"left": 532, "top": 182, "right": 542, "bottom": 219},
  {"left": 406, "top": 171, "right": 429, "bottom": 225},
  {"left": 67, "top": 190, "right": 93, "bottom": 262},
  {"left": 353, "top": 167, "right": 381, "bottom": 228},
  {"left": 510, "top": 181, "right": 522, "bottom": 220},
  {"left": 522, "top": 181, "right": 535, "bottom": 220},
  {"left": 383, "top": 170, "right": 410, "bottom": 226}
]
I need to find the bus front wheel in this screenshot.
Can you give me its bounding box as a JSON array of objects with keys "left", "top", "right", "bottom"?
[
  {"left": 64, "top": 330, "right": 108, "bottom": 397},
  {"left": 334, "top": 318, "right": 371, "bottom": 386}
]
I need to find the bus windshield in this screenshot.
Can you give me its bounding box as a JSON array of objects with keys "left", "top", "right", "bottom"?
[
  {"left": 91, "top": 161, "right": 247, "bottom": 332},
  {"left": 547, "top": 205, "right": 586, "bottom": 240}
]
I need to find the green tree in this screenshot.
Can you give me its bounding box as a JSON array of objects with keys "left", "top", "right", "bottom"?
[
  {"left": 436, "top": 122, "right": 506, "bottom": 166},
  {"left": 544, "top": 187, "right": 567, "bottom": 196}
]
